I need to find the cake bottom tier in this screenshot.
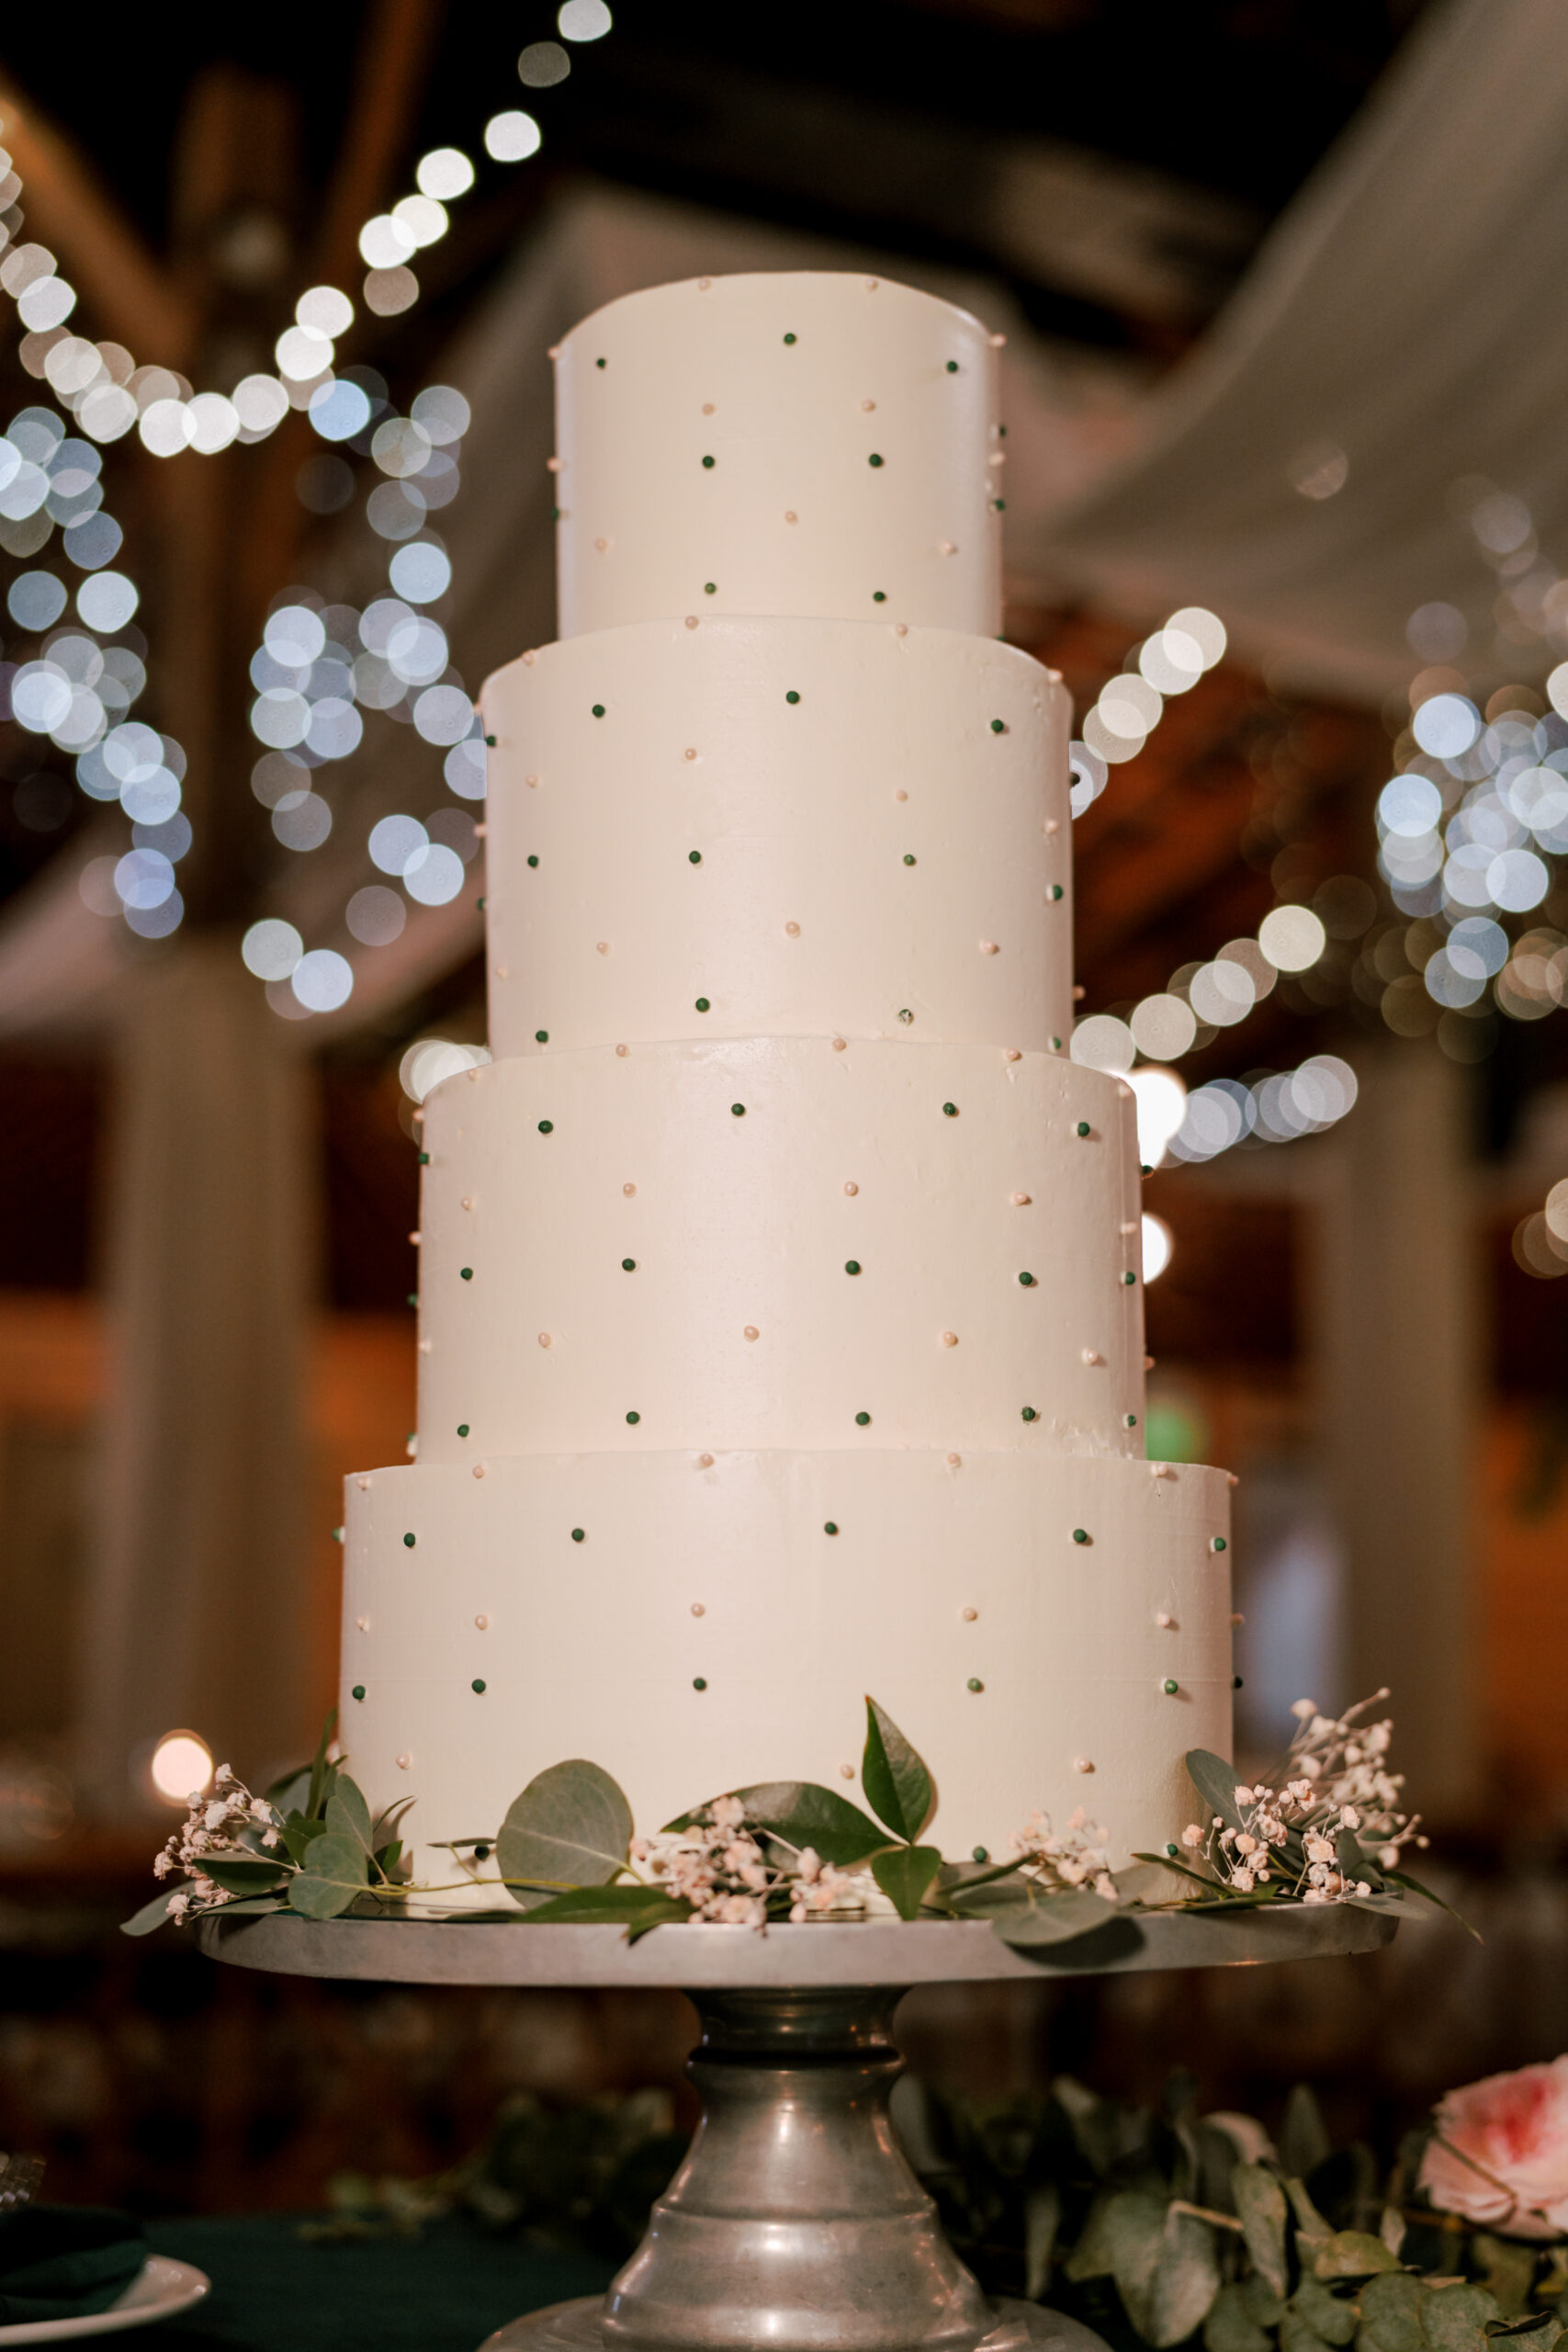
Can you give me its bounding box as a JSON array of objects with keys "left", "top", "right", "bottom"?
[{"left": 339, "top": 1448, "right": 1233, "bottom": 1897}]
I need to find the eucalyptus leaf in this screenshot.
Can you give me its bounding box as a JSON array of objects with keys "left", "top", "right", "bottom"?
[
  {"left": 326, "top": 1776, "right": 374, "bottom": 1856},
  {"left": 199, "top": 1858, "right": 291, "bottom": 1896},
  {"left": 288, "top": 1830, "right": 369, "bottom": 1920},
  {"left": 871, "top": 1844, "right": 942, "bottom": 1920},
  {"left": 1114, "top": 1860, "right": 1183, "bottom": 1904},
  {"left": 1382, "top": 1868, "right": 1481, "bottom": 1940},
  {"left": 1281, "top": 2087, "right": 1334, "bottom": 2184},
  {"left": 1241, "top": 2278, "right": 1287, "bottom": 2328},
  {"left": 991, "top": 1889, "right": 1127, "bottom": 1948},
  {"left": 1285, "top": 2173, "right": 1334, "bottom": 2239},
  {"left": 862, "top": 1698, "right": 934, "bottom": 1844},
  {"left": 121, "top": 1891, "right": 179, "bottom": 1938},
  {"left": 1186, "top": 1750, "right": 1248, "bottom": 1835},
  {"left": 1106, "top": 2194, "right": 1222, "bottom": 2348},
  {"left": 1064, "top": 2189, "right": 1122, "bottom": 2282},
  {"left": 944, "top": 1869, "right": 1038, "bottom": 1919},
  {"left": 1134, "top": 1849, "right": 1224, "bottom": 1893},
  {"left": 1314, "top": 2231, "right": 1403, "bottom": 2279},
  {"left": 524, "top": 1886, "right": 692, "bottom": 1939},
  {"left": 264, "top": 1763, "right": 313, "bottom": 1817},
  {"left": 1337, "top": 1827, "right": 1383, "bottom": 1889},
  {"left": 1346, "top": 1894, "right": 1410, "bottom": 1918},
  {"left": 206, "top": 1894, "right": 288, "bottom": 1918},
  {"left": 1280, "top": 2312, "right": 1335, "bottom": 2352},
  {"left": 1487, "top": 2318, "right": 1562, "bottom": 2348},
  {"left": 1206, "top": 2282, "right": 1274, "bottom": 2352},
  {"left": 1292, "top": 2274, "right": 1360, "bottom": 2345},
  {"left": 1472, "top": 2235, "right": 1538, "bottom": 2317},
  {"left": 705, "top": 1781, "right": 889, "bottom": 1868},
  {"left": 283, "top": 1811, "right": 328, "bottom": 1866},
  {"left": 1358, "top": 2268, "right": 1427, "bottom": 2352},
  {"left": 306, "top": 1707, "right": 339, "bottom": 1823},
  {"left": 1234, "top": 2163, "right": 1290, "bottom": 2299},
  {"left": 1379, "top": 2209, "right": 1407, "bottom": 2260},
  {"left": 1024, "top": 2180, "right": 1062, "bottom": 2301},
  {"left": 1420, "top": 2285, "right": 1504, "bottom": 2352},
  {"left": 496, "top": 1760, "right": 633, "bottom": 1903}
]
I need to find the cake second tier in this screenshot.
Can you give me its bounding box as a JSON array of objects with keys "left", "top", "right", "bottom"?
[
  {"left": 413, "top": 1038, "right": 1147, "bottom": 1463},
  {"left": 479, "top": 617, "right": 1071, "bottom": 1060}
]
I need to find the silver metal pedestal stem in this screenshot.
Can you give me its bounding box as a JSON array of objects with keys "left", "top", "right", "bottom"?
[{"left": 482, "top": 1985, "right": 1105, "bottom": 2352}]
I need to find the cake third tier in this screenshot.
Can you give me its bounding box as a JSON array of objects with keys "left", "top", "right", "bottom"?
[
  {"left": 480, "top": 616, "right": 1071, "bottom": 1059},
  {"left": 413, "top": 1039, "right": 1147, "bottom": 1464}
]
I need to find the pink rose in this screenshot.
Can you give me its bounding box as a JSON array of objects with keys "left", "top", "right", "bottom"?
[{"left": 1420, "top": 2058, "right": 1568, "bottom": 2239}]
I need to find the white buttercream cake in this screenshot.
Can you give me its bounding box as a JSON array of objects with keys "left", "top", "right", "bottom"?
[{"left": 339, "top": 271, "right": 1233, "bottom": 1887}]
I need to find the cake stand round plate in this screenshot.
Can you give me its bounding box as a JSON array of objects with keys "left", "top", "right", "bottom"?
[
  {"left": 197, "top": 1900, "right": 1391, "bottom": 1985},
  {"left": 199, "top": 1907, "right": 1392, "bottom": 2352}
]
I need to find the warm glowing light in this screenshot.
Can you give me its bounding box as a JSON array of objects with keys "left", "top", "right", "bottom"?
[
  {"left": 485, "top": 110, "right": 543, "bottom": 163},
  {"left": 1258, "top": 905, "right": 1326, "bottom": 971},
  {"left": 1127, "top": 1068, "right": 1187, "bottom": 1169},
  {"left": 1141, "top": 1215, "right": 1173, "bottom": 1283},
  {"left": 151, "top": 1731, "right": 213, "bottom": 1804}
]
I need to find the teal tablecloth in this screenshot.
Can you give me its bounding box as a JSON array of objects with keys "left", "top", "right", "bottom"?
[{"left": 140, "top": 2214, "right": 615, "bottom": 2351}]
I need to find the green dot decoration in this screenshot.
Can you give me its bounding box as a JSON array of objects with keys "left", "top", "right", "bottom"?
[
  {"left": 402, "top": 1532, "right": 416, "bottom": 1548},
  {"left": 1123, "top": 1272, "right": 1137, "bottom": 1286},
  {"left": 592, "top": 704, "right": 605, "bottom": 718},
  {"left": 352, "top": 1685, "right": 365, "bottom": 1702},
  {"left": 595, "top": 356, "right": 606, "bottom": 368},
  {"left": 622, "top": 1258, "right": 637, "bottom": 1272},
  {"left": 460, "top": 1267, "right": 473, "bottom": 1281},
  {"left": 1234, "top": 1675, "right": 1245, "bottom": 1690},
  {"left": 695, "top": 998, "right": 710, "bottom": 1012},
  {"left": 539, "top": 1120, "right": 554, "bottom": 1134},
  {"left": 1212, "top": 1536, "right": 1227, "bottom": 1553},
  {"left": 967, "top": 1678, "right": 983, "bottom": 1692},
  {"left": 1048, "top": 884, "right": 1064, "bottom": 901},
  {"left": 571, "top": 1528, "right": 585, "bottom": 1543},
  {"left": 855, "top": 1411, "right": 871, "bottom": 1426},
  {"left": 868, "top": 453, "right": 884, "bottom": 467},
  {"left": 1018, "top": 1272, "right": 1036, "bottom": 1287},
  {"left": 457, "top": 1423, "right": 469, "bottom": 1438},
  {"left": 972, "top": 1846, "right": 988, "bottom": 1862},
  {"left": 483, "top": 732, "right": 497, "bottom": 748},
  {"left": 551, "top": 507, "right": 560, "bottom": 522},
  {"left": 873, "top": 591, "right": 886, "bottom": 603},
  {"left": 903, "top": 853, "right": 916, "bottom": 865},
  {"left": 705, "top": 582, "right": 716, "bottom": 594},
  {"left": 477, "top": 897, "right": 486, "bottom": 910},
  {"left": 1051, "top": 1035, "right": 1063, "bottom": 1051},
  {"left": 689, "top": 850, "right": 703, "bottom": 865},
  {"left": 1163, "top": 1679, "right": 1179, "bottom": 1696},
  {"left": 702, "top": 454, "right": 716, "bottom": 468},
  {"left": 694, "top": 1677, "right": 708, "bottom": 1690},
  {"left": 845, "top": 1261, "right": 862, "bottom": 1276},
  {"left": 473, "top": 1843, "right": 491, "bottom": 1860},
  {"left": 331, "top": 1526, "right": 344, "bottom": 1543},
  {"left": 1021, "top": 1407, "right": 1038, "bottom": 1422},
  {"left": 731, "top": 1102, "right": 746, "bottom": 1117},
  {"left": 527, "top": 854, "right": 538, "bottom": 867},
  {"left": 993, "top": 499, "right": 1006, "bottom": 512},
  {"left": 1125, "top": 1414, "right": 1138, "bottom": 1429},
  {"left": 1165, "top": 1842, "right": 1179, "bottom": 1858},
  {"left": 824, "top": 1521, "right": 839, "bottom": 1535},
  {"left": 1076, "top": 1122, "right": 1090, "bottom": 1138},
  {"left": 1072, "top": 1528, "right": 1089, "bottom": 1545},
  {"left": 472, "top": 1679, "right": 486, "bottom": 1694},
  {"left": 785, "top": 690, "right": 800, "bottom": 704},
  {"left": 406, "top": 1293, "right": 418, "bottom": 1308},
  {"left": 626, "top": 1410, "right": 641, "bottom": 1425},
  {"left": 417, "top": 1151, "right": 430, "bottom": 1166},
  {"left": 536, "top": 1029, "right": 548, "bottom": 1043},
  {"left": 990, "top": 718, "right": 1006, "bottom": 734},
  {"left": 942, "top": 1102, "right": 958, "bottom": 1116},
  {"left": 784, "top": 332, "right": 796, "bottom": 345}
]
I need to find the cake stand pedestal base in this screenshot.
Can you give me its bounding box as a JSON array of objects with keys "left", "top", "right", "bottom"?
[{"left": 201, "top": 1905, "right": 1393, "bottom": 2352}]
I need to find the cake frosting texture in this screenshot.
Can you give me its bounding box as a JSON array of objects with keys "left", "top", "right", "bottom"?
[{"left": 340, "top": 270, "right": 1232, "bottom": 1890}]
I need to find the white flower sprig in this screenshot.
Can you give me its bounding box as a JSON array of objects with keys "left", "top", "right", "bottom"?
[
  {"left": 152, "top": 1767, "right": 285, "bottom": 1922},
  {"left": 632, "top": 1796, "right": 874, "bottom": 1928},
  {"left": 1179, "top": 1690, "right": 1428, "bottom": 1904},
  {"left": 1009, "top": 1806, "right": 1120, "bottom": 1903}
]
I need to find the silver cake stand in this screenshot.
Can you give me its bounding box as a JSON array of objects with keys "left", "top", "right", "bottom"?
[{"left": 200, "top": 1907, "right": 1393, "bottom": 2352}]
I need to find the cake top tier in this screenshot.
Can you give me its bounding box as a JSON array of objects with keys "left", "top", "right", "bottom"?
[{"left": 553, "top": 272, "right": 1003, "bottom": 639}]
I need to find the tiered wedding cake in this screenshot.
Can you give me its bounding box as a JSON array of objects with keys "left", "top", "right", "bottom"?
[{"left": 339, "top": 272, "right": 1234, "bottom": 1888}]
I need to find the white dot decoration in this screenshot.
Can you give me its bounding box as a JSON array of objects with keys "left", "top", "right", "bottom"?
[
  {"left": 355, "top": 1476, "right": 370, "bottom": 1490},
  {"left": 939, "top": 540, "right": 956, "bottom": 556},
  {"left": 691, "top": 1602, "right": 705, "bottom": 1617},
  {"left": 947, "top": 1452, "right": 962, "bottom": 1467},
  {"left": 1073, "top": 1757, "right": 1094, "bottom": 1774},
  {"left": 624, "top": 1182, "right": 636, "bottom": 1195},
  {"left": 697, "top": 277, "right": 712, "bottom": 289},
  {"left": 684, "top": 748, "right": 697, "bottom": 761},
  {"left": 942, "top": 1331, "right": 958, "bottom": 1347},
  {"left": 1012, "top": 1192, "right": 1032, "bottom": 1205},
  {"left": 460, "top": 1197, "right": 473, "bottom": 1210},
  {"left": 615, "top": 1044, "right": 628, "bottom": 1057},
  {"left": 697, "top": 1453, "right": 714, "bottom": 1468},
  {"left": 1156, "top": 1611, "right": 1174, "bottom": 1629},
  {"left": 1144, "top": 1354, "right": 1156, "bottom": 1371},
  {"left": 702, "top": 402, "right": 715, "bottom": 414},
  {"left": 684, "top": 616, "right": 698, "bottom": 629},
  {"left": 743, "top": 1325, "right": 759, "bottom": 1340},
  {"left": 1231, "top": 1611, "right": 1246, "bottom": 1627},
  {"left": 547, "top": 457, "right": 561, "bottom": 473},
  {"left": 1081, "top": 1348, "right": 1100, "bottom": 1365},
  {"left": 894, "top": 788, "right": 908, "bottom": 801},
  {"left": 596, "top": 942, "right": 609, "bottom": 955},
  {"left": 396, "top": 1753, "right": 412, "bottom": 1770},
  {"left": 843, "top": 1181, "right": 858, "bottom": 1195},
  {"left": 895, "top": 624, "right": 908, "bottom": 637},
  {"left": 418, "top": 1339, "right": 433, "bottom": 1354},
  {"left": 526, "top": 774, "right": 539, "bottom": 786},
  {"left": 784, "top": 510, "right": 797, "bottom": 524},
  {"left": 475, "top": 1613, "right": 489, "bottom": 1629},
  {"left": 472, "top": 1464, "right": 486, "bottom": 1479},
  {"left": 983, "top": 944, "right": 1000, "bottom": 957},
  {"left": 832, "top": 1037, "right": 847, "bottom": 1053},
  {"left": 961, "top": 1606, "right": 977, "bottom": 1622},
  {"left": 355, "top": 1614, "right": 369, "bottom": 1631},
  {"left": 1044, "top": 819, "right": 1059, "bottom": 835},
  {"left": 840, "top": 1763, "right": 855, "bottom": 1780},
  {"left": 494, "top": 965, "right": 510, "bottom": 980},
  {"left": 408, "top": 1229, "right": 421, "bottom": 1245},
  {"left": 538, "top": 1332, "right": 552, "bottom": 1347},
  {"left": 784, "top": 922, "right": 800, "bottom": 936},
  {"left": 1227, "top": 1473, "right": 1241, "bottom": 1488},
  {"left": 595, "top": 537, "right": 608, "bottom": 551}
]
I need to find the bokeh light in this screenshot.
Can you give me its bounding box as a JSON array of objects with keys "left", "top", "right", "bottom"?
[
  {"left": 1140, "top": 1215, "right": 1174, "bottom": 1283},
  {"left": 485, "top": 111, "right": 543, "bottom": 163},
  {"left": 150, "top": 1731, "right": 213, "bottom": 1805}
]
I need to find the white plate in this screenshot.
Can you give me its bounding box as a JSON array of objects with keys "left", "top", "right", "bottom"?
[{"left": 0, "top": 2256, "right": 210, "bottom": 2343}]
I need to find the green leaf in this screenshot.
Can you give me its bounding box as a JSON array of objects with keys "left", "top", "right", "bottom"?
[
  {"left": 871, "top": 1844, "right": 942, "bottom": 1919},
  {"left": 204, "top": 1894, "right": 288, "bottom": 1919},
  {"left": 1234, "top": 2163, "right": 1290, "bottom": 2299},
  {"left": 288, "top": 1830, "right": 369, "bottom": 1920},
  {"left": 264, "top": 1762, "right": 313, "bottom": 1817},
  {"left": 1337, "top": 1826, "right": 1383, "bottom": 1888},
  {"left": 1242, "top": 2278, "right": 1287, "bottom": 2328},
  {"left": 1293, "top": 2276, "right": 1361, "bottom": 2346},
  {"left": 306, "top": 1707, "right": 339, "bottom": 1822},
  {"left": 373, "top": 1841, "right": 402, "bottom": 1879},
  {"left": 705, "top": 1781, "right": 889, "bottom": 1868},
  {"left": 1472, "top": 2235, "right": 1538, "bottom": 2318},
  {"left": 1487, "top": 2319, "right": 1562, "bottom": 2348},
  {"left": 1186, "top": 1750, "right": 1248, "bottom": 1835},
  {"left": 283, "top": 1810, "right": 328, "bottom": 1866},
  {"left": 991, "top": 1889, "right": 1128, "bottom": 1949},
  {"left": 861, "top": 1698, "right": 934, "bottom": 1844},
  {"left": 1346, "top": 1893, "right": 1410, "bottom": 1918},
  {"left": 524, "top": 1885, "right": 693, "bottom": 1938},
  {"left": 496, "top": 1760, "right": 633, "bottom": 1903},
  {"left": 121, "top": 1890, "right": 179, "bottom": 1937},
  {"left": 1024, "top": 2180, "right": 1062, "bottom": 2301},
  {"left": 199, "top": 1858, "right": 291, "bottom": 1896},
  {"left": 326, "top": 1776, "right": 374, "bottom": 1855},
  {"left": 1096, "top": 2190, "right": 1222, "bottom": 2348},
  {"left": 944, "top": 1868, "right": 1037, "bottom": 1918},
  {"left": 1114, "top": 1860, "right": 1182, "bottom": 1904},
  {"left": 1206, "top": 2283, "right": 1274, "bottom": 2352},
  {"left": 1315, "top": 2233, "right": 1403, "bottom": 2279},
  {"left": 1382, "top": 1868, "right": 1482, "bottom": 1940},
  {"left": 1280, "top": 2313, "right": 1335, "bottom": 2352},
  {"left": 1421, "top": 2287, "right": 1505, "bottom": 2352},
  {"left": 1280, "top": 2087, "right": 1334, "bottom": 2185},
  {"left": 1359, "top": 2269, "right": 1427, "bottom": 2352}
]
